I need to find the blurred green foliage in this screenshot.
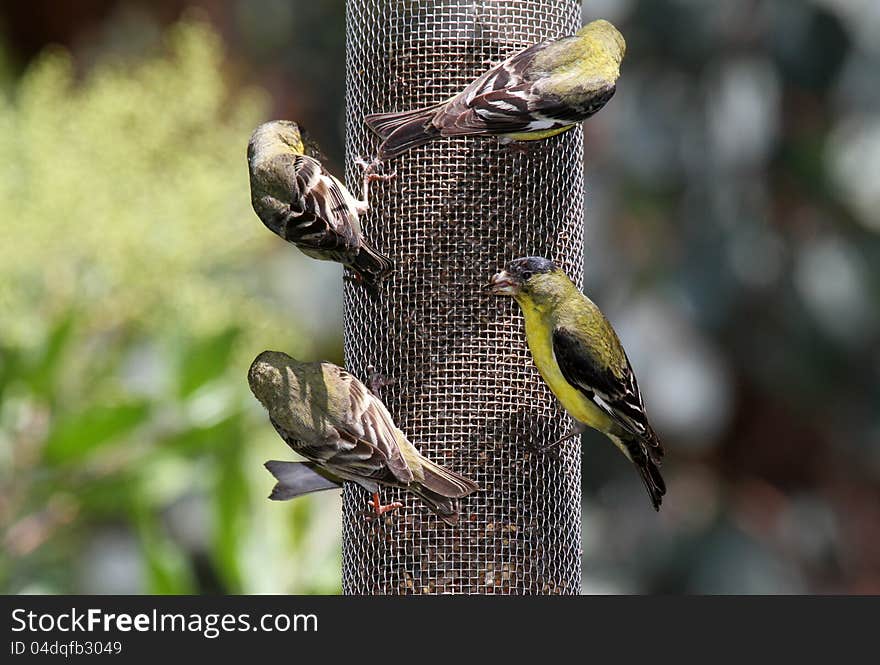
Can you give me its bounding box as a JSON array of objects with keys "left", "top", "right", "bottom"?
[
  {"left": 0, "top": 19, "right": 271, "bottom": 341},
  {"left": 0, "top": 18, "right": 342, "bottom": 594}
]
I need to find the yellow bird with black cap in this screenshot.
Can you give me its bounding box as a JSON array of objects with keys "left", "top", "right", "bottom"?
[{"left": 490, "top": 257, "right": 666, "bottom": 510}]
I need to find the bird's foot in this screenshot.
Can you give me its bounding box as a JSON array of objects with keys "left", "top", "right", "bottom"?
[
  {"left": 534, "top": 423, "right": 586, "bottom": 451},
  {"left": 354, "top": 156, "right": 396, "bottom": 208},
  {"left": 353, "top": 155, "right": 378, "bottom": 172},
  {"left": 342, "top": 270, "right": 363, "bottom": 285},
  {"left": 365, "top": 172, "right": 396, "bottom": 186},
  {"left": 354, "top": 156, "right": 396, "bottom": 181},
  {"left": 365, "top": 492, "right": 403, "bottom": 520},
  {"left": 365, "top": 365, "right": 395, "bottom": 397},
  {"left": 343, "top": 268, "right": 381, "bottom": 300}
]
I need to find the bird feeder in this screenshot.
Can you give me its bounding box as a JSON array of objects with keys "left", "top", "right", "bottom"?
[{"left": 342, "top": 0, "right": 585, "bottom": 594}]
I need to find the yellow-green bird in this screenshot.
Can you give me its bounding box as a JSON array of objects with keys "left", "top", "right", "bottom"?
[
  {"left": 248, "top": 350, "right": 479, "bottom": 524},
  {"left": 247, "top": 120, "right": 394, "bottom": 289},
  {"left": 490, "top": 257, "right": 666, "bottom": 510},
  {"left": 364, "top": 19, "right": 625, "bottom": 160}
]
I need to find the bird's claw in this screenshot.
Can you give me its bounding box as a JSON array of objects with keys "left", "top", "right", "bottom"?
[
  {"left": 365, "top": 170, "right": 396, "bottom": 184},
  {"left": 355, "top": 156, "right": 395, "bottom": 180},
  {"left": 354, "top": 155, "right": 380, "bottom": 173},
  {"left": 524, "top": 438, "right": 560, "bottom": 453},
  {"left": 354, "top": 156, "right": 395, "bottom": 210},
  {"left": 527, "top": 423, "right": 585, "bottom": 453},
  {"left": 365, "top": 492, "right": 403, "bottom": 520},
  {"left": 546, "top": 424, "right": 586, "bottom": 449},
  {"left": 375, "top": 501, "right": 403, "bottom": 516}
]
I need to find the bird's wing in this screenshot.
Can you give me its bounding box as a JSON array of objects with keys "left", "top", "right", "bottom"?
[
  {"left": 436, "top": 40, "right": 591, "bottom": 136},
  {"left": 283, "top": 154, "right": 360, "bottom": 253},
  {"left": 552, "top": 326, "right": 662, "bottom": 459},
  {"left": 296, "top": 368, "right": 415, "bottom": 486}
]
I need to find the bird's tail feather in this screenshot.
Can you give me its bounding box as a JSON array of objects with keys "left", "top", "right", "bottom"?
[
  {"left": 417, "top": 457, "right": 480, "bottom": 499},
  {"left": 635, "top": 456, "right": 666, "bottom": 512},
  {"left": 350, "top": 243, "right": 394, "bottom": 290},
  {"left": 365, "top": 104, "right": 445, "bottom": 159},
  {"left": 403, "top": 454, "right": 479, "bottom": 525},
  {"left": 409, "top": 488, "right": 461, "bottom": 525},
  {"left": 264, "top": 460, "right": 341, "bottom": 500},
  {"left": 617, "top": 435, "right": 666, "bottom": 511}
]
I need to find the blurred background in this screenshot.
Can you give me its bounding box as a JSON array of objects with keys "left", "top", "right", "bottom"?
[{"left": 0, "top": 0, "right": 877, "bottom": 594}]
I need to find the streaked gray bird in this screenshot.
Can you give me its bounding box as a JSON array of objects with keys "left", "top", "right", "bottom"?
[
  {"left": 365, "top": 19, "right": 625, "bottom": 159},
  {"left": 248, "top": 350, "right": 479, "bottom": 524},
  {"left": 247, "top": 120, "right": 393, "bottom": 289}
]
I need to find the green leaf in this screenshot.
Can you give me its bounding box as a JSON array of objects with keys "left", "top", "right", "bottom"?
[
  {"left": 177, "top": 327, "right": 241, "bottom": 399},
  {"left": 72, "top": 472, "right": 140, "bottom": 517},
  {"left": 132, "top": 503, "right": 195, "bottom": 594},
  {"left": 44, "top": 401, "right": 151, "bottom": 464},
  {"left": 212, "top": 424, "right": 246, "bottom": 593},
  {"left": 157, "top": 413, "right": 242, "bottom": 457},
  {"left": 26, "top": 311, "right": 76, "bottom": 398},
  {"left": 0, "top": 343, "right": 20, "bottom": 402}
]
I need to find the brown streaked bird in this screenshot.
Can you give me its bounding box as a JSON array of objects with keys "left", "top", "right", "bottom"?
[
  {"left": 247, "top": 120, "right": 394, "bottom": 289},
  {"left": 490, "top": 257, "right": 665, "bottom": 510},
  {"left": 248, "top": 350, "right": 479, "bottom": 524},
  {"left": 365, "top": 19, "right": 625, "bottom": 159}
]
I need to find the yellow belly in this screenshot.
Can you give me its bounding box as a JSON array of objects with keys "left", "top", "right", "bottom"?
[
  {"left": 503, "top": 125, "right": 575, "bottom": 142},
  {"left": 521, "top": 308, "right": 614, "bottom": 433}
]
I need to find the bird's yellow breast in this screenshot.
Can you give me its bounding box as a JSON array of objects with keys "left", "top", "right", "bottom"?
[
  {"left": 519, "top": 299, "right": 615, "bottom": 431},
  {"left": 503, "top": 125, "right": 575, "bottom": 142}
]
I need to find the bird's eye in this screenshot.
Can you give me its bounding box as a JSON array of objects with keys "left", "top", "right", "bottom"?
[{"left": 521, "top": 271, "right": 532, "bottom": 280}]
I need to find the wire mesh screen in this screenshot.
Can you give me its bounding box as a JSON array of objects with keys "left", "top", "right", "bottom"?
[{"left": 342, "top": 0, "right": 584, "bottom": 594}]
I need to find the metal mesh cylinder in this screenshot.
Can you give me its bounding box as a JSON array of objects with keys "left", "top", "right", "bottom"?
[{"left": 342, "top": 0, "right": 584, "bottom": 594}]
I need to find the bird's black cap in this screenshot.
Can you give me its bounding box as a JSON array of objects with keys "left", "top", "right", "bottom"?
[{"left": 506, "top": 256, "right": 557, "bottom": 280}]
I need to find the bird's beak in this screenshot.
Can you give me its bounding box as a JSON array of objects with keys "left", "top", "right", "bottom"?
[{"left": 489, "top": 270, "right": 519, "bottom": 296}]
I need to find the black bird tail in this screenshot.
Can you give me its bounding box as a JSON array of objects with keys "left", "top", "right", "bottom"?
[
  {"left": 618, "top": 435, "right": 666, "bottom": 511},
  {"left": 264, "top": 461, "right": 341, "bottom": 500},
  {"left": 349, "top": 242, "right": 394, "bottom": 290},
  {"left": 365, "top": 103, "right": 445, "bottom": 160},
  {"left": 635, "top": 455, "right": 666, "bottom": 512}
]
